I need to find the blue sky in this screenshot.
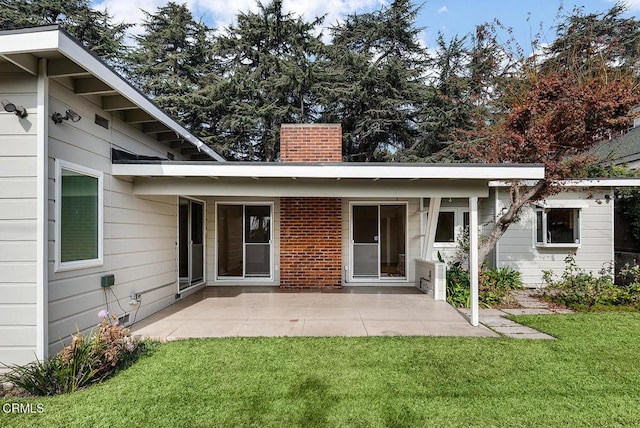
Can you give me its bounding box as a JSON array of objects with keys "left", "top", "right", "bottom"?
[{"left": 93, "top": 0, "right": 639, "bottom": 52}]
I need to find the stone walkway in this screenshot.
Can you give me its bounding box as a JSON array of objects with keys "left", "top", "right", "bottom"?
[{"left": 458, "top": 290, "right": 574, "bottom": 340}]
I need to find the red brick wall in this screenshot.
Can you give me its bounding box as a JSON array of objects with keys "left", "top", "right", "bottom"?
[
  {"left": 279, "top": 197, "right": 342, "bottom": 288},
  {"left": 280, "top": 124, "right": 342, "bottom": 162}
]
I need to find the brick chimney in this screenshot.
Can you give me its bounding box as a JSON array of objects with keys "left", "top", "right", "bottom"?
[
  {"left": 280, "top": 124, "right": 342, "bottom": 162},
  {"left": 278, "top": 123, "right": 343, "bottom": 289}
]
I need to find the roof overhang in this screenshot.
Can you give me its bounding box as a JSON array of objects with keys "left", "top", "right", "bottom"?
[
  {"left": 0, "top": 26, "right": 224, "bottom": 162},
  {"left": 112, "top": 161, "right": 545, "bottom": 198},
  {"left": 489, "top": 178, "right": 640, "bottom": 188}
]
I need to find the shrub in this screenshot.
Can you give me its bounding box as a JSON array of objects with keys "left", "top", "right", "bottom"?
[
  {"left": 1, "top": 311, "right": 152, "bottom": 396},
  {"left": 539, "top": 253, "right": 640, "bottom": 311},
  {"left": 444, "top": 259, "right": 523, "bottom": 308}
]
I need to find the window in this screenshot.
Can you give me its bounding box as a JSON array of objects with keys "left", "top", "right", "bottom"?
[
  {"left": 56, "top": 160, "right": 103, "bottom": 271},
  {"left": 535, "top": 207, "right": 580, "bottom": 246},
  {"left": 424, "top": 210, "right": 469, "bottom": 245}
]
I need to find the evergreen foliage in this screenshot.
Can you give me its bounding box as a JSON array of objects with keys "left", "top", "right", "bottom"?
[
  {"left": 321, "top": 0, "right": 431, "bottom": 162},
  {"left": 214, "top": 0, "right": 324, "bottom": 161},
  {"left": 127, "top": 2, "right": 222, "bottom": 147}
]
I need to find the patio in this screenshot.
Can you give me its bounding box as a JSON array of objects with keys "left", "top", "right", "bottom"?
[{"left": 131, "top": 286, "right": 498, "bottom": 339}]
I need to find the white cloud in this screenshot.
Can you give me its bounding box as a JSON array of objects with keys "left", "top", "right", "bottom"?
[
  {"left": 93, "top": 0, "right": 383, "bottom": 39},
  {"left": 437, "top": 5, "right": 448, "bottom": 14},
  {"left": 623, "top": 0, "right": 640, "bottom": 10}
]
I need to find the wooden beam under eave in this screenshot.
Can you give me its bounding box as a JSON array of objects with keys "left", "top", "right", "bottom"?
[
  {"left": 143, "top": 122, "right": 172, "bottom": 134},
  {"left": 74, "top": 77, "right": 117, "bottom": 95},
  {"left": 157, "top": 131, "right": 180, "bottom": 143},
  {"left": 124, "top": 109, "right": 155, "bottom": 123},
  {"left": 180, "top": 147, "right": 201, "bottom": 155},
  {"left": 190, "top": 153, "right": 212, "bottom": 161},
  {"left": 47, "top": 59, "right": 90, "bottom": 77},
  {"left": 102, "top": 95, "right": 137, "bottom": 111},
  {"left": 1, "top": 53, "right": 38, "bottom": 75},
  {"left": 170, "top": 140, "right": 193, "bottom": 149}
]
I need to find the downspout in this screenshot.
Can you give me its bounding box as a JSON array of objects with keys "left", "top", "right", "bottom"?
[{"left": 36, "top": 58, "right": 49, "bottom": 359}]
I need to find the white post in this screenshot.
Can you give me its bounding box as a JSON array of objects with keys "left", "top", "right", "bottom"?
[
  {"left": 469, "top": 196, "right": 479, "bottom": 326},
  {"left": 423, "top": 197, "right": 441, "bottom": 260}
]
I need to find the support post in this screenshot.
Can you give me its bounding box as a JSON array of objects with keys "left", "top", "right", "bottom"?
[
  {"left": 469, "top": 196, "right": 479, "bottom": 326},
  {"left": 422, "top": 197, "right": 441, "bottom": 260}
]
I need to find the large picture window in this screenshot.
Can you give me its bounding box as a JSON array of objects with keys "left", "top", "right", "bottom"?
[
  {"left": 56, "top": 160, "right": 103, "bottom": 271},
  {"left": 535, "top": 207, "right": 580, "bottom": 246}
]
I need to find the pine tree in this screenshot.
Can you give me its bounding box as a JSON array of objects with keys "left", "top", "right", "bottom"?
[
  {"left": 215, "top": 0, "right": 324, "bottom": 161},
  {"left": 127, "top": 2, "right": 221, "bottom": 147},
  {"left": 320, "top": 0, "right": 431, "bottom": 162}
]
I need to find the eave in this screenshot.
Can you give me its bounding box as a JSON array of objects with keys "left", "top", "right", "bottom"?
[{"left": 0, "top": 26, "right": 224, "bottom": 162}]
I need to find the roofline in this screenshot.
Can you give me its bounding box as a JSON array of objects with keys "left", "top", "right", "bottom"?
[
  {"left": 489, "top": 178, "right": 640, "bottom": 187},
  {"left": 0, "top": 25, "right": 225, "bottom": 162},
  {"left": 112, "top": 161, "right": 545, "bottom": 180}
]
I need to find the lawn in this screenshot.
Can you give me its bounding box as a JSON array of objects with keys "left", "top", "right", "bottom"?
[{"left": 2, "top": 312, "right": 639, "bottom": 427}]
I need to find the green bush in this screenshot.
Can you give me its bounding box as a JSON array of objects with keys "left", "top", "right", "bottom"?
[
  {"left": 1, "top": 311, "right": 153, "bottom": 396},
  {"left": 539, "top": 253, "right": 640, "bottom": 311},
  {"left": 444, "top": 260, "right": 523, "bottom": 308}
]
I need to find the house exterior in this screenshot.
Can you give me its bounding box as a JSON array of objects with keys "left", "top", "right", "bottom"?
[
  {"left": 0, "top": 26, "right": 548, "bottom": 368},
  {"left": 430, "top": 183, "right": 635, "bottom": 287}
]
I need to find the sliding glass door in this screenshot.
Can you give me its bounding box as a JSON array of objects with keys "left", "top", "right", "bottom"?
[
  {"left": 178, "top": 198, "right": 204, "bottom": 290},
  {"left": 352, "top": 203, "right": 407, "bottom": 280},
  {"left": 217, "top": 204, "right": 272, "bottom": 279}
]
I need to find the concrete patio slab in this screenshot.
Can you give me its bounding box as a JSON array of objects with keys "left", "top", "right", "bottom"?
[{"left": 131, "top": 286, "right": 499, "bottom": 340}]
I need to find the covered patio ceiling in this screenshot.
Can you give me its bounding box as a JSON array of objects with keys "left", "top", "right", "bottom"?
[{"left": 112, "top": 160, "right": 545, "bottom": 198}]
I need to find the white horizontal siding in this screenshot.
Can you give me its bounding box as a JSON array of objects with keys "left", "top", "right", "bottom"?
[
  {"left": 0, "top": 74, "right": 39, "bottom": 366},
  {"left": 495, "top": 190, "right": 614, "bottom": 286},
  {"left": 46, "top": 81, "right": 182, "bottom": 356}
]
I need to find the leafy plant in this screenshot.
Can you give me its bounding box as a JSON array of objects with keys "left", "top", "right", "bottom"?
[
  {"left": 442, "top": 248, "right": 523, "bottom": 308},
  {"left": 539, "top": 253, "right": 640, "bottom": 311},
  {"left": 1, "top": 311, "right": 153, "bottom": 396}
]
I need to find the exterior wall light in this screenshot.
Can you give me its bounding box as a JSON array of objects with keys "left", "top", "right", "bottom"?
[
  {"left": 2, "top": 99, "right": 28, "bottom": 118},
  {"left": 52, "top": 109, "right": 81, "bottom": 124}
]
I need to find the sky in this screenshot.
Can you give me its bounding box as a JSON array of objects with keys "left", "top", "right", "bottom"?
[{"left": 92, "top": 0, "right": 640, "bottom": 52}]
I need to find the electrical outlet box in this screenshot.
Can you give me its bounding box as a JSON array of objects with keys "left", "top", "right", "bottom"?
[
  {"left": 118, "top": 313, "right": 129, "bottom": 326},
  {"left": 101, "top": 274, "right": 115, "bottom": 288}
]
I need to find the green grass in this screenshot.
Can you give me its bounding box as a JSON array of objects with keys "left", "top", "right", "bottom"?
[{"left": 2, "top": 313, "right": 640, "bottom": 427}]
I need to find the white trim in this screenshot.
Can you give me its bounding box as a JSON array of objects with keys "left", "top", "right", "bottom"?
[
  {"left": 113, "top": 162, "right": 544, "bottom": 180},
  {"left": 533, "top": 206, "right": 582, "bottom": 248},
  {"left": 36, "top": 58, "right": 48, "bottom": 360},
  {"left": 535, "top": 201, "right": 589, "bottom": 209},
  {"left": 489, "top": 178, "right": 640, "bottom": 187},
  {"left": 214, "top": 201, "right": 275, "bottom": 282},
  {"left": 348, "top": 201, "right": 410, "bottom": 283},
  {"left": 54, "top": 159, "right": 104, "bottom": 272},
  {"left": 469, "top": 197, "right": 479, "bottom": 327}
]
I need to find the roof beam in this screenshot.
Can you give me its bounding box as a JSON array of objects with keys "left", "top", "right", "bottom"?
[
  {"left": 102, "top": 95, "right": 137, "bottom": 111},
  {"left": 74, "top": 77, "right": 116, "bottom": 95},
  {"left": 170, "top": 140, "right": 193, "bottom": 150},
  {"left": 157, "top": 131, "right": 180, "bottom": 143},
  {"left": 143, "top": 122, "right": 172, "bottom": 134},
  {"left": 0, "top": 53, "right": 38, "bottom": 75},
  {"left": 47, "top": 58, "right": 90, "bottom": 77},
  {"left": 180, "top": 147, "right": 201, "bottom": 155},
  {"left": 124, "top": 109, "right": 155, "bottom": 123}
]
